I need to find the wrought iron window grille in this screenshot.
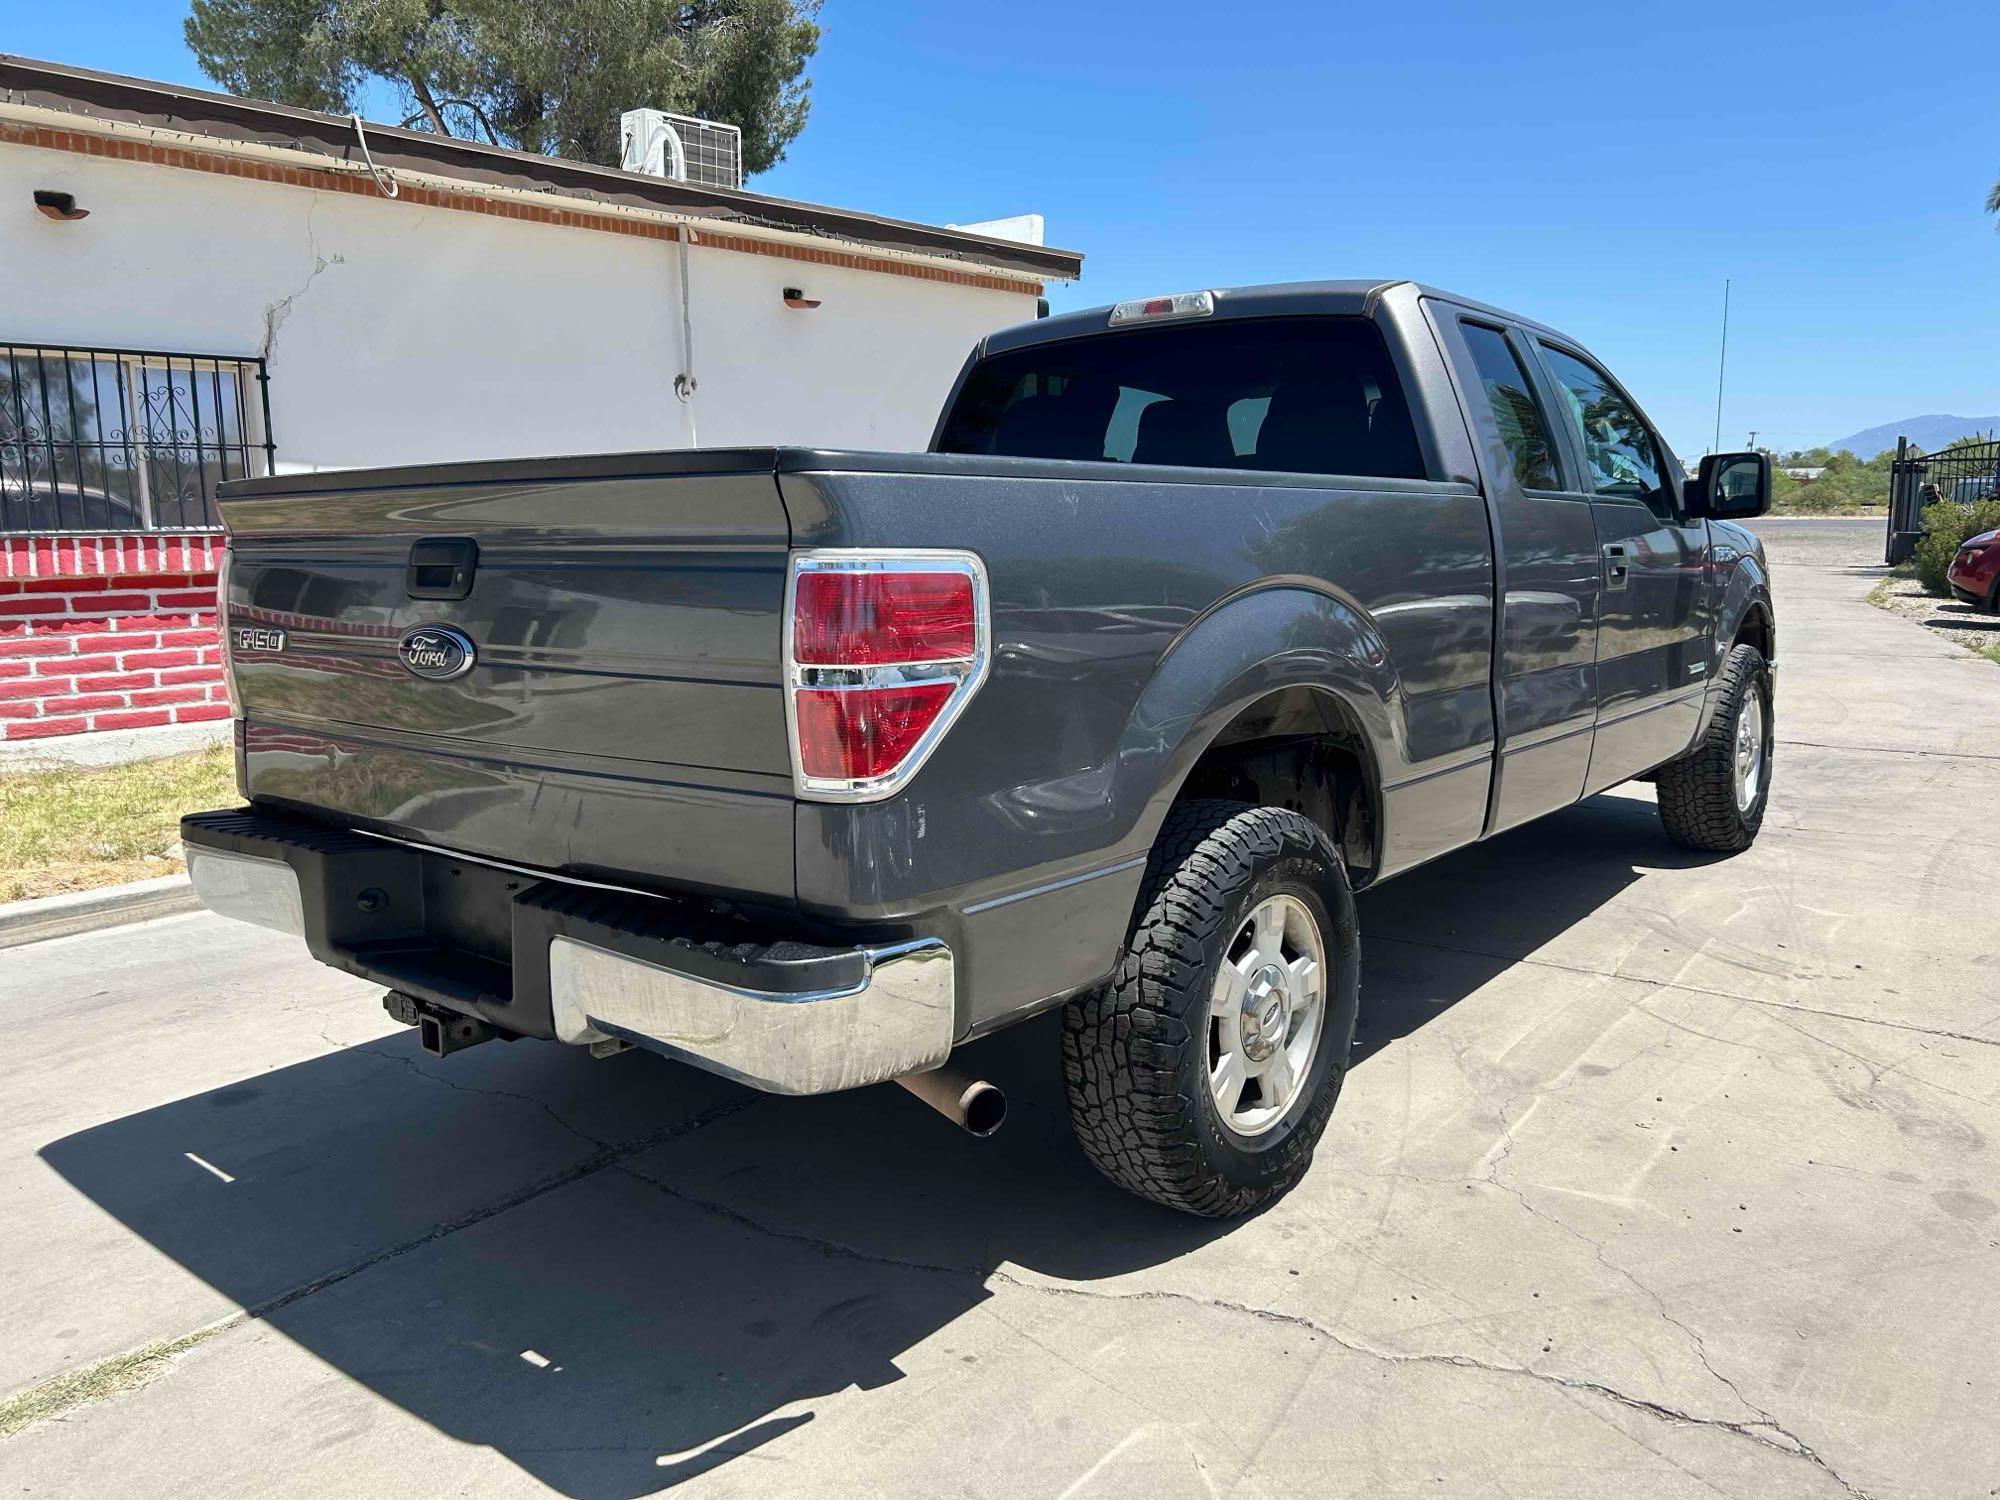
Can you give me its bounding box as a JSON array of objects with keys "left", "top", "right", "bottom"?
[{"left": 0, "top": 344, "right": 275, "bottom": 534}]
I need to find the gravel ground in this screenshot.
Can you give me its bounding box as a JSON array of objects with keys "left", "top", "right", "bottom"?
[
  {"left": 1756, "top": 515, "right": 2000, "bottom": 662},
  {"left": 1870, "top": 572, "right": 2000, "bottom": 659},
  {"left": 1748, "top": 514, "right": 1888, "bottom": 569}
]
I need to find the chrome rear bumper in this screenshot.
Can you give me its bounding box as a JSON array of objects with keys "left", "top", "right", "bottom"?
[
  {"left": 181, "top": 816, "right": 955, "bottom": 1096},
  {"left": 185, "top": 844, "right": 306, "bottom": 937},
  {"left": 548, "top": 935, "right": 953, "bottom": 1094}
]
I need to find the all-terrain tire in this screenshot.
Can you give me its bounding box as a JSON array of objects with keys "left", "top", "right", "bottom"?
[
  {"left": 1655, "top": 643, "right": 1773, "bottom": 853},
  {"left": 1061, "top": 800, "right": 1360, "bottom": 1217}
]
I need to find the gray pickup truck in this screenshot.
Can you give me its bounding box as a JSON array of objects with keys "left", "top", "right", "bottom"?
[{"left": 183, "top": 280, "right": 1776, "bottom": 1217}]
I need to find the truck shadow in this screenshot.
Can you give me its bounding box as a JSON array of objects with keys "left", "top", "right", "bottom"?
[
  {"left": 40, "top": 790, "right": 1697, "bottom": 1497},
  {"left": 1350, "top": 785, "right": 1726, "bottom": 1064}
]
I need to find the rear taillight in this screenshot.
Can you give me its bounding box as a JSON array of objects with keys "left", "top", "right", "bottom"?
[
  {"left": 784, "top": 552, "right": 988, "bottom": 800},
  {"left": 793, "top": 570, "right": 976, "bottom": 664}
]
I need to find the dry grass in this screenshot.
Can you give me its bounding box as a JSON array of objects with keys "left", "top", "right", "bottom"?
[
  {"left": 0, "top": 1327, "right": 225, "bottom": 1441},
  {"left": 0, "top": 745, "right": 236, "bottom": 902}
]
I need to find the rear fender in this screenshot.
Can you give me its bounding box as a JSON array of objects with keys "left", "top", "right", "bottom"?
[{"left": 1113, "top": 584, "right": 1399, "bottom": 867}]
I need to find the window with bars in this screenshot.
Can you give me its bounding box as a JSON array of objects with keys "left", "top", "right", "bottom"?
[{"left": 0, "top": 345, "right": 274, "bottom": 534}]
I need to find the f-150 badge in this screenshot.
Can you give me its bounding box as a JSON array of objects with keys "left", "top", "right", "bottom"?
[{"left": 233, "top": 625, "right": 287, "bottom": 654}]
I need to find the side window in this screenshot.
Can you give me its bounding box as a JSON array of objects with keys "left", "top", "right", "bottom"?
[
  {"left": 1458, "top": 322, "right": 1559, "bottom": 490},
  {"left": 1539, "top": 345, "right": 1673, "bottom": 517}
]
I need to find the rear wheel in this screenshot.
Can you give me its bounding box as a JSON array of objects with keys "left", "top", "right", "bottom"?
[
  {"left": 1656, "top": 643, "right": 1773, "bottom": 852},
  {"left": 1061, "top": 800, "right": 1360, "bottom": 1217}
]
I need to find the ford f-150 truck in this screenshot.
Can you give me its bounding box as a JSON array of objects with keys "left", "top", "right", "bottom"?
[{"left": 182, "top": 280, "right": 1776, "bottom": 1217}]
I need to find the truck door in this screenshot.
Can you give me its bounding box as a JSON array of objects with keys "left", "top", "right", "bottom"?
[
  {"left": 1428, "top": 313, "right": 1604, "bottom": 833},
  {"left": 1429, "top": 311, "right": 1603, "bottom": 834},
  {"left": 1533, "top": 342, "right": 1708, "bottom": 791}
]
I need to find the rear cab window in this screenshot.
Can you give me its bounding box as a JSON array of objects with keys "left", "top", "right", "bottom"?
[
  {"left": 1537, "top": 344, "right": 1676, "bottom": 519},
  {"left": 935, "top": 317, "right": 1427, "bottom": 481},
  {"left": 1457, "top": 322, "right": 1561, "bottom": 490}
]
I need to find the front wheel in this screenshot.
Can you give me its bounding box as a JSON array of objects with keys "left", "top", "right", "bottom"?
[
  {"left": 1061, "top": 801, "right": 1360, "bottom": 1217},
  {"left": 1655, "top": 643, "right": 1774, "bottom": 853}
]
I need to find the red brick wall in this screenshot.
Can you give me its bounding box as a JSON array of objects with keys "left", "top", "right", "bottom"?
[{"left": 0, "top": 535, "right": 231, "bottom": 742}]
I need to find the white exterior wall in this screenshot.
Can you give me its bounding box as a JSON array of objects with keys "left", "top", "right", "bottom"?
[{"left": 0, "top": 143, "right": 1040, "bottom": 472}]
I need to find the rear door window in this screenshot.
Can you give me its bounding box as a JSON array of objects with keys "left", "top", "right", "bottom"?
[
  {"left": 1458, "top": 322, "right": 1560, "bottom": 490},
  {"left": 936, "top": 316, "right": 1427, "bottom": 480},
  {"left": 1538, "top": 344, "right": 1674, "bottom": 517}
]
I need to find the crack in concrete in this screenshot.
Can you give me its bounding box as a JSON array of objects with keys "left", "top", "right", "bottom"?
[
  {"left": 287, "top": 995, "right": 614, "bottom": 1147},
  {"left": 1474, "top": 1081, "right": 1809, "bottom": 1466},
  {"left": 615, "top": 1162, "right": 980, "bottom": 1278},
  {"left": 1776, "top": 737, "right": 2000, "bottom": 764},
  {"left": 1372, "top": 930, "right": 2000, "bottom": 1051},
  {"left": 1031, "top": 1284, "right": 1868, "bottom": 1499},
  {"left": 8, "top": 1044, "right": 1872, "bottom": 1497},
  {"left": 362, "top": 1044, "right": 613, "bottom": 1148},
  {"left": 240, "top": 1094, "right": 758, "bottom": 1324},
  {"left": 612, "top": 1164, "right": 1868, "bottom": 1497},
  {"left": 1441, "top": 1030, "right": 1802, "bottom": 1436}
]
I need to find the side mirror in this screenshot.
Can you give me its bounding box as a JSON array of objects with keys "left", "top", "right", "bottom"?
[{"left": 1687, "top": 451, "right": 1772, "bottom": 520}]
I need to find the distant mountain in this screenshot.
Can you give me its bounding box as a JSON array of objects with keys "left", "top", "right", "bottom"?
[{"left": 1821, "top": 415, "right": 2000, "bottom": 458}]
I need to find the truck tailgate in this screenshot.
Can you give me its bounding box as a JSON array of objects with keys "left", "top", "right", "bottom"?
[{"left": 218, "top": 451, "right": 796, "bottom": 901}]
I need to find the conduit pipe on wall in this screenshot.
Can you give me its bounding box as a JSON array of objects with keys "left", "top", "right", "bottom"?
[
  {"left": 673, "top": 229, "right": 699, "bottom": 445},
  {"left": 350, "top": 115, "right": 399, "bottom": 198}
]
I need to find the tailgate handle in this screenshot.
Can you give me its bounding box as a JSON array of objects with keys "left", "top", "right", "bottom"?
[{"left": 407, "top": 538, "right": 478, "bottom": 600}]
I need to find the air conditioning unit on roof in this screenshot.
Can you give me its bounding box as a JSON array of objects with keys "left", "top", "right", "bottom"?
[{"left": 620, "top": 107, "right": 743, "bottom": 191}]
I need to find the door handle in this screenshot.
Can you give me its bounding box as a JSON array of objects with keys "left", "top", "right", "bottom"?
[{"left": 1601, "top": 542, "right": 1630, "bottom": 589}]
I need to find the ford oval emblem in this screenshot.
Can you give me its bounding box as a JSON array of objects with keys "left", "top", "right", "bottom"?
[{"left": 397, "top": 625, "right": 476, "bottom": 681}]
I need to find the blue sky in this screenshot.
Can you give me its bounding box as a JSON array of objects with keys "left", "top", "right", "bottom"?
[{"left": 9, "top": 0, "right": 1999, "bottom": 454}]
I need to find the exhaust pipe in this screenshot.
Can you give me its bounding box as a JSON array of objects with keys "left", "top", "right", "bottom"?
[{"left": 895, "top": 1065, "right": 1007, "bottom": 1137}]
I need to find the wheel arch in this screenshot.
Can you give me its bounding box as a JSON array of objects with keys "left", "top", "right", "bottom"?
[
  {"left": 1112, "top": 585, "right": 1400, "bottom": 886},
  {"left": 1169, "top": 685, "right": 1384, "bottom": 884},
  {"left": 1734, "top": 597, "right": 1775, "bottom": 663},
  {"left": 1715, "top": 548, "right": 1775, "bottom": 666},
  {"left": 1701, "top": 552, "right": 1775, "bottom": 742}
]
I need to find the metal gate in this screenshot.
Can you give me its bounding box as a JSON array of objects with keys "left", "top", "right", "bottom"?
[{"left": 1886, "top": 436, "right": 2000, "bottom": 563}]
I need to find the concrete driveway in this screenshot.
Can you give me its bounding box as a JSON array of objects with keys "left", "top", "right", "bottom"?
[{"left": 2, "top": 517, "right": 1995, "bottom": 1499}]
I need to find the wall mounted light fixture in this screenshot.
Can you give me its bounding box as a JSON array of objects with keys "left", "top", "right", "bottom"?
[
  {"left": 33, "top": 190, "right": 88, "bottom": 222},
  {"left": 782, "top": 286, "right": 821, "bottom": 310}
]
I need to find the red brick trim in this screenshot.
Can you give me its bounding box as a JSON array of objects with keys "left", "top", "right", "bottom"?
[
  {"left": 0, "top": 554, "right": 226, "bottom": 740},
  {"left": 1, "top": 532, "right": 224, "bottom": 580},
  {"left": 682, "top": 226, "right": 1039, "bottom": 293},
  {"left": 1, "top": 120, "right": 1044, "bottom": 299}
]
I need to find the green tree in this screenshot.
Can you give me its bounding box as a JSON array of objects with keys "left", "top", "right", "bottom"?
[{"left": 185, "top": 0, "right": 820, "bottom": 173}]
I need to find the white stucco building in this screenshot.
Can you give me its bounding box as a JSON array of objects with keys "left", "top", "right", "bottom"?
[{"left": 0, "top": 55, "right": 1080, "bottom": 754}]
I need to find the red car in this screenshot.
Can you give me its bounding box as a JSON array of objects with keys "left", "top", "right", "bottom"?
[{"left": 1949, "top": 528, "right": 2000, "bottom": 611}]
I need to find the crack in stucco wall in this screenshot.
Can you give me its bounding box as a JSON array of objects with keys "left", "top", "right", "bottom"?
[{"left": 259, "top": 196, "right": 343, "bottom": 367}]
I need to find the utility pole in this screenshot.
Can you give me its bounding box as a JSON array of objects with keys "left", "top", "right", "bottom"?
[
  {"left": 1712, "top": 278, "right": 1731, "bottom": 454},
  {"left": 1748, "top": 430, "right": 1760, "bottom": 451}
]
